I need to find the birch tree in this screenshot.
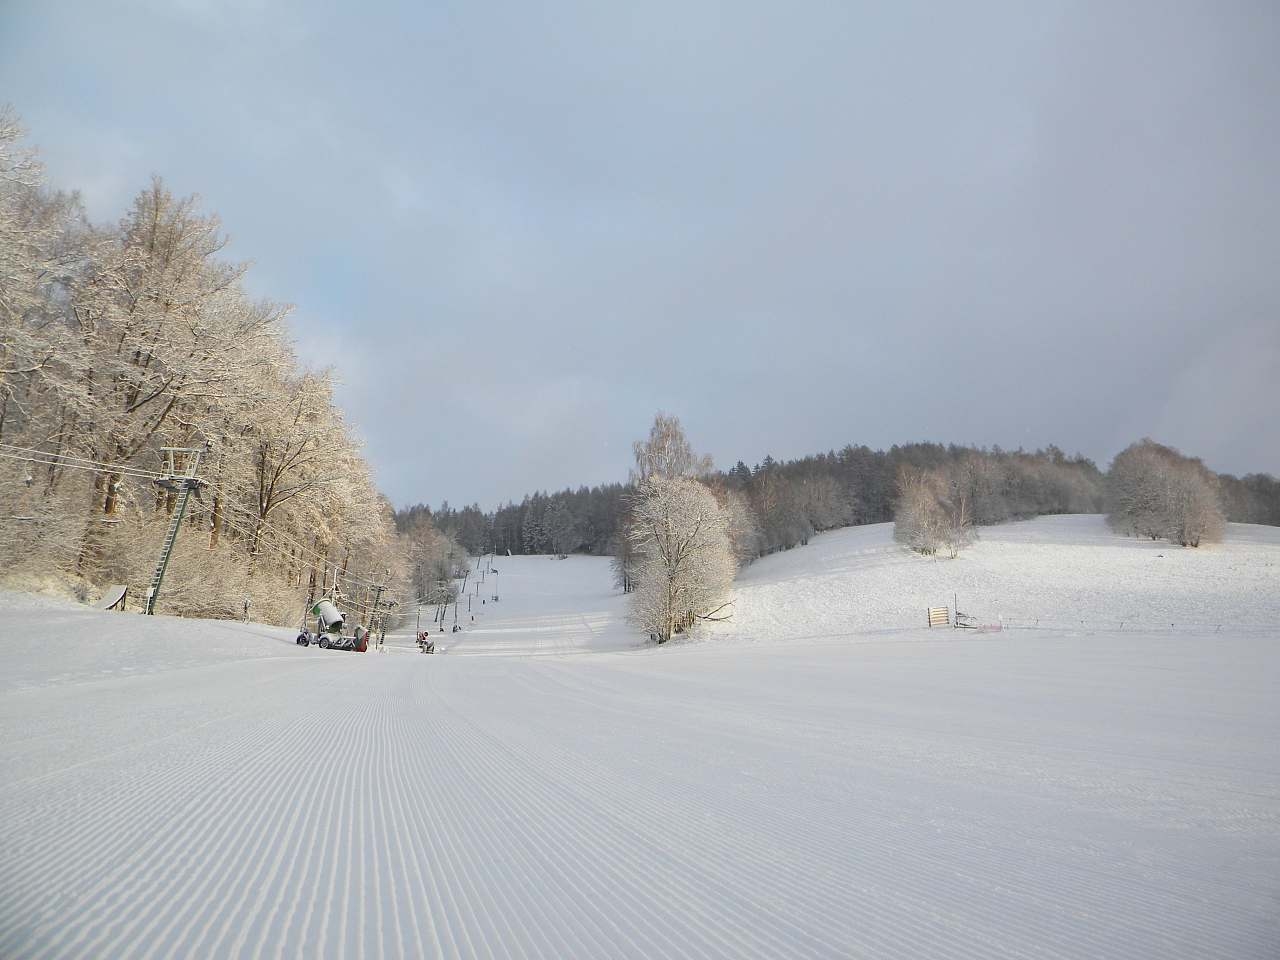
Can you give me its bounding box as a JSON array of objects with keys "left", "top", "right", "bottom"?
[
  {"left": 627, "top": 476, "right": 735, "bottom": 643},
  {"left": 631, "top": 411, "right": 713, "bottom": 483}
]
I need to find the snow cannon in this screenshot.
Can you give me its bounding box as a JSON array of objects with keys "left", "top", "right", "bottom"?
[
  {"left": 311, "top": 599, "right": 345, "bottom": 635},
  {"left": 295, "top": 597, "right": 365, "bottom": 652}
]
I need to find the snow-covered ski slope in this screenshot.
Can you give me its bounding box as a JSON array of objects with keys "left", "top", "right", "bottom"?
[
  {"left": 414, "top": 555, "right": 635, "bottom": 657},
  {"left": 1, "top": 516, "right": 1278, "bottom": 959}
]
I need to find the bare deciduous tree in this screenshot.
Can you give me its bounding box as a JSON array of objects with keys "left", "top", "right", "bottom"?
[
  {"left": 631, "top": 411, "right": 713, "bottom": 484},
  {"left": 627, "top": 476, "right": 735, "bottom": 643},
  {"left": 1107, "top": 439, "right": 1225, "bottom": 547},
  {"left": 0, "top": 111, "right": 416, "bottom": 624},
  {"left": 893, "top": 467, "right": 948, "bottom": 556}
]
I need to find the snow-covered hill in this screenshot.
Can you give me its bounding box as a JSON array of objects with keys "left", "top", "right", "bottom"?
[
  {"left": 1, "top": 517, "right": 1278, "bottom": 958},
  {"left": 711, "top": 514, "right": 1280, "bottom": 643}
]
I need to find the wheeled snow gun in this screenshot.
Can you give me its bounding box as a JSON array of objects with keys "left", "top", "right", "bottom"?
[{"left": 296, "top": 598, "right": 367, "bottom": 652}]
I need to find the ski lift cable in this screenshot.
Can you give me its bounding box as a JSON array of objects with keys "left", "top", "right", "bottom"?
[
  {"left": 0, "top": 440, "right": 129, "bottom": 464},
  {"left": 0, "top": 443, "right": 397, "bottom": 598},
  {"left": 187, "top": 502, "right": 397, "bottom": 599},
  {"left": 0, "top": 450, "right": 159, "bottom": 481},
  {"left": 0, "top": 445, "right": 403, "bottom": 600},
  {"left": 196, "top": 504, "right": 311, "bottom": 570},
  {"left": 236, "top": 514, "right": 393, "bottom": 592},
  {"left": 0, "top": 449, "right": 161, "bottom": 483},
  {"left": 199, "top": 480, "right": 398, "bottom": 592},
  {"left": 0, "top": 448, "right": 170, "bottom": 483},
  {"left": 0, "top": 441, "right": 216, "bottom": 483},
  {"left": 0, "top": 441, "right": 167, "bottom": 479},
  {"left": 152, "top": 502, "right": 405, "bottom": 611},
  {"left": 196, "top": 489, "right": 400, "bottom": 594}
]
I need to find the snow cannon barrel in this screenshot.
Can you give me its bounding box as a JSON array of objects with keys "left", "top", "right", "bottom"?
[{"left": 311, "top": 600, "right": 345, "bottom": 633}]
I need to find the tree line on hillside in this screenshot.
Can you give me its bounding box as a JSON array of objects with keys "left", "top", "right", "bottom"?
[
  {"left": 1216, "top": 472, "right": 1280, "bottom": 527},
  {"left": 0, "top": 108, "right": 460, "bottom": 624},
  {"left": 407, "top": 433, "right": 1279, "bottom": 569},
  {"left": 618, "top": 418, "right": 1277, "bottom": 643},
  {"left": 893, "top": 437, "right": 1277, "bottom": 555},
  {"left": 396, "top": 484, "right": 631, "bottom": 559},
  {"left": 892, "top": 448, "right": 1106, "bottom": 556},
  {"left": 403, "top": 442, "right": 1115, "bottom": 562}
]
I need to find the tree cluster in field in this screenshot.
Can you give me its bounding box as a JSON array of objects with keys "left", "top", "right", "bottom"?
[
  {"left": 0, "top": 108, "right": 453, "bottom": 624},
  {"left": 892, "top": 437, "right": 1279, "bottom": 555},
  {"left": 1106, "top": 439, "right": 1226, "bottom": 547},
  {"left": 892, "top": 448, "right": 1106, "bottom": 556}
]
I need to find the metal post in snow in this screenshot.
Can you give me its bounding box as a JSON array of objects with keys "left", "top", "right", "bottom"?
[{"left": 144, "top": 444, "right": 208, "bottom": 615}]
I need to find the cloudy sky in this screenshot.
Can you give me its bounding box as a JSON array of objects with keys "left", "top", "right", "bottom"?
[{"left": 2, "top": 0, "right": 1276, "bottom": 508}]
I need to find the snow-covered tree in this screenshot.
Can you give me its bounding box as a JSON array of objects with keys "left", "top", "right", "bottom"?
[
  {"left": 631, "top": 411, "right": 713, "bottom": 483},
  {"left": 608, "top": 526, "right": 640, "bottom": 593},
  {"left": 627, "top": 476, "right": 735, "bottom": 643},
  {"left": 1107, "top": 439, "right": 1224, "bottom": 547},
  {"left": 623, "top": 413, "right": 734, "bottom": 640},
  {"left": 1167, "top": 465, "right": 1224, "bottom": 548},
  {"left": 0, "top": 112, "right": 412, "bottom": 625},
  {"left": 719, "top": 486, "right": 763, "bottom": 567},
  {"left": 544, "top": 500, "right": 580, "bottom": 557},
  {"left": 893, "top": 467, "right": 947, "bottom": 555},
  {"left": 796, "top": 473, "right": 852, "bottom": 533}
]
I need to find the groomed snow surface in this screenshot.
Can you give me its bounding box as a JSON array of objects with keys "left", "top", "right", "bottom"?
[{"left": 1, "top": 516, "right": 1278, "bottom": 958}]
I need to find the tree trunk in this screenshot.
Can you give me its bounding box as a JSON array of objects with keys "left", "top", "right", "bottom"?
[{"left": 209, "top": 495, "right": 222, "bottom": 549}]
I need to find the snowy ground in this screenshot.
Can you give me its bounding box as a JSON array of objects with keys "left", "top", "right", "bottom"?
[
  {"left": 708, "top": 514, "right": 1280, "bottom": 642},
  {"left": 1, "top": 517, "right": 1278, "bottom": 958},
  {"left": 410, "top": 555, "right": 634, "bottom": 658}
]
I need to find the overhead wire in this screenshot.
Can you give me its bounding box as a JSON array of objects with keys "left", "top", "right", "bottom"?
[
  {"left": 137, "top": 501, "right": 401, "bottom": 623},
  {"left": 0, "top": 441, "right": 165, "bottom": 481},
  {"left": 0, "top": 442, "right": 392, "bottom": 593},
  {"left": 198, "top": 477, "right": 399, "bottom": 594},
  {"left": 0, "top": 442, "right": 403, "bottom": 602},
  {"left": 181, "top": 501, "right": 402, "bottom": 609},
  {"left": 0, "top": 449, "right": 162, "bottom": 483},
  {"left": 195, "top": 489, "right": 402, "bottom": 600}
]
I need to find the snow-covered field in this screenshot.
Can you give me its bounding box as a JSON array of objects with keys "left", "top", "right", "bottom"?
[
  {"left": 710, "top": 514, "right": 1280, "bottom": 642},
  {"left": 1, "top": 516, "right": 1278, "bottom": 958}
]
